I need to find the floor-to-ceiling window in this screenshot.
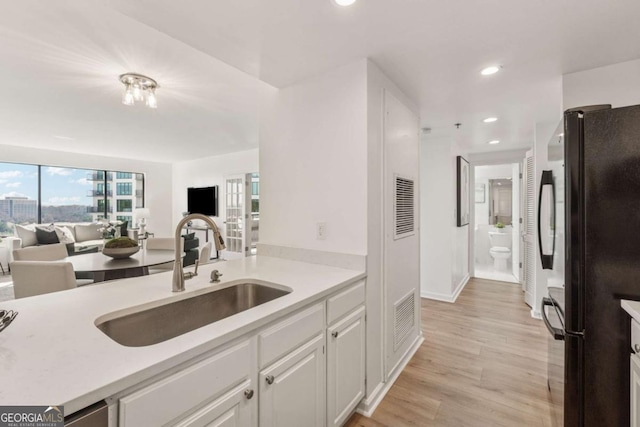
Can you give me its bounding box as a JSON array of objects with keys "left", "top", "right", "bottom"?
[
  {"left": 0, "top": 162, "right": 38, "bottom": 233},
  {"left": 40, "top": 166, "right": 97, "bottom": 223},
  {"left": 0, "top": 161, "right": 144, "bottom": 235}
]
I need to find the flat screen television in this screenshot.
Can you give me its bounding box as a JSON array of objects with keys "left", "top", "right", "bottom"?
[{"left": 187, "top": 186, "right": 219, "bottom": 216}]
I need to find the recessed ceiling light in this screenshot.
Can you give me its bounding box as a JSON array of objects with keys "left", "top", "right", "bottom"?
[
  {"left": 488, "top": 140, "right": 500, "bottom": 145},
  {"left": 483, "top": 117, "right": 498, "bottom": 123},
  {"left": 333, "top": 0, "right": 356, "bottom": 6},
  {"left": 481, "top": 66, "right": 500, "bottom": 76}
]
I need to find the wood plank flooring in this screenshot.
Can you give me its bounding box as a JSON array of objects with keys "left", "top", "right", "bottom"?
[{"left": 345, "top": 278, "right": 553, "bottom": 427}]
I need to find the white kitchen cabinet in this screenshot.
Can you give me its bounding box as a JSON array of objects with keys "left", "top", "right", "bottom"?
[
  {"left": 174, "top": 380, "right": 255, "bottom": 427},
  {"left": 119, "top": 340, "right": 255, "bottom": 427},
  {"left": 259, "top": 334, "right": 326, "bottom": 427},
  {"left": 327, "top": 306, "right": 365, "bottom": 427},
  {"left": 116, "top": 281, "right": 366, "bottom": 427}
]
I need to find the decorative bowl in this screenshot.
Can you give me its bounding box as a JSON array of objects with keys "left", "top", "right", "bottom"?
[{"left": 102, "top": 246, "right": 140, "bottom": 259}]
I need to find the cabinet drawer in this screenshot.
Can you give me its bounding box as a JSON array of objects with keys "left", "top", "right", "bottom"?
[
  {"left": 259, "top": 303, "right": 324, "bottom": 369},
  {"left": 120, "top": 340, "right": 250, "bottom": 427},
  {"left": 327, "top": 280, "right": 365, "bottom": 324},
  {"left": 633, "top": 319, "right": 640, "bottom": 353}
]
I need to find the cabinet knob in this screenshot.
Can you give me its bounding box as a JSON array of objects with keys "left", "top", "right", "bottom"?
[
  {"left": 332, "top": 331, "right": 339, "bottom": 338},
  {"left": 244, "top": 389, "right": 254, "bottom": 399},
  {"left": 265, "top": 375, "right": 275, "bottom": 385},
  {"left": 635, "top": 344, "right": 640, "bottom": 354}
]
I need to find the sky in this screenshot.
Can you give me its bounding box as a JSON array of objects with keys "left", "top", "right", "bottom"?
[{"left": 0, "top": 162, "right": 94, "bottom": 206}]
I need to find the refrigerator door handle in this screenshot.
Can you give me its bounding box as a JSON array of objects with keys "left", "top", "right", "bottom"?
[
  {"left": 542, "top": 297, "right": 564, "bottom": 340},
  {"left": 537, "top": 170, "right": 555, "bottom": 269}
]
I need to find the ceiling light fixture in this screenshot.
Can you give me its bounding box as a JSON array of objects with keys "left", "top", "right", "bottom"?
[
  {"left": 120, "top": 73, "right": 159, "bottom": 109},
  {"left": 488, "top": 140, "right": 500, "bottom": 145},
  {"left": 481, "top": 66, "right": 500, "bottom": 76},
  {"left": 483, "top": 117, "right": 498, "bottom": 123},
  {"left": 333, "top": 0, "right": 357, "bottom": 6}
]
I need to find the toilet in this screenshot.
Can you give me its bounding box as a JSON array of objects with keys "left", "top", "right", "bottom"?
[{"left": 488, "top": 231, "right": 512, "bottom": 271}]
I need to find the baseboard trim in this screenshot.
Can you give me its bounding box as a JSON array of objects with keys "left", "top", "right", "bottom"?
[
  {"left": 420, "top": 274, "right": 470, "bottom": 303},
  {"left": 451, "top": 274, "right": 470, "bottom": 302},
  {"left": 357, "top": 333, "right": 424, "bottom": 417}
]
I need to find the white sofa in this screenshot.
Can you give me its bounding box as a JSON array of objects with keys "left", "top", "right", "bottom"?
[{"left": 13, "top": 223, "right": 106, "bottom": 252}]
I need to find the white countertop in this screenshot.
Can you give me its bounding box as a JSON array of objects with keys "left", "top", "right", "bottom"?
[
  {"left": 0, "top": 256, "right": 365, "bottom": 414},
  {"left": 622, "top": 299, "right": 640, "bottom": 322}
]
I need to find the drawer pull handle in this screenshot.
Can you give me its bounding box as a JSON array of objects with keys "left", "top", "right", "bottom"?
[
  {"left": 332, "top": 331, "right": 339, "bottom": 338},
  {"left": 265, "top": 375, "right": 275, "bottom": 385},
  {"left": 244, "top": 389, "right": 254, "bottom": 399}
]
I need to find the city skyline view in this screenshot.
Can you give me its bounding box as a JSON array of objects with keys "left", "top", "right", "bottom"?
[{"left": 1, "top": 163, "right": 94, "bottom": 206}]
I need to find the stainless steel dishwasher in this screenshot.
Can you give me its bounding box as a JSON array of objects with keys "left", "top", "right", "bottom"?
[{"left": 64, "top": 400, "right": 108, "bottom": 426}]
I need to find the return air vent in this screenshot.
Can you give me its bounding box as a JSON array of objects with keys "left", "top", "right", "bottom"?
[
  {"left": 394, "top": 291, "right": 415, "bottom": 350},
  {"left": 394, "top": 175, "right": 415, "bottom": 239}
]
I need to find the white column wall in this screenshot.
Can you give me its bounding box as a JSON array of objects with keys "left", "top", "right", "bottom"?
[{"left": 259, "top": 60, "right": 369, "bottom": 255}]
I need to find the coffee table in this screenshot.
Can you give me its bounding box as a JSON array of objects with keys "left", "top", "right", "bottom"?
[{"left": 65, "top": 249, "right": 178, "bottom": 283}]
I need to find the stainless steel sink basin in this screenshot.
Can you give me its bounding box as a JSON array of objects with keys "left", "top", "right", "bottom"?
[{"left": 96, "top": 282, "right": 291, "bottom": 347}]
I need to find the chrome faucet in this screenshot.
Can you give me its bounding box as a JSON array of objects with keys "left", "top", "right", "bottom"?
[{"left": 173, "top": 214, "right": 226, "bottom": 292}]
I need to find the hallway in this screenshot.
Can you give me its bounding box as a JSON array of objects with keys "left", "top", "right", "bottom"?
[{"left": 346, "top": 278, "right": 552, "bottom": 426}]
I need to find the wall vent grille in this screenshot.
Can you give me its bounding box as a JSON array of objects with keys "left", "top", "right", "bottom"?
[
  {"left": 394, "top": 291, "right": 415, "bottom": 350},
  {"left": 394, "top": 175, "right": 415, "bottom": 239}
]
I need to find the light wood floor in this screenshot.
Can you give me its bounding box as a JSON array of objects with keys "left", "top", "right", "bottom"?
[{"left": 345, "top": 278, "right": 553, "bottom": 427}]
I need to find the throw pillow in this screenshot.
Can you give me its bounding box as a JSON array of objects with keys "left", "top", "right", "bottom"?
[
  {"left": 15, "top": 224, "right": 38, "bottom": 247},
  {"left": 75, "top": 223, "right": 103, "bottom": 242},
  {"left": 55, "top": 226, "right": 76, "bottom": 244},
  {"left": 35, "top": 224, "right": 60, "bottom": 245}
]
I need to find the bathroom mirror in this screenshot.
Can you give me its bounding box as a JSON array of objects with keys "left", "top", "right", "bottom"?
[{"left": 488, "top": 179, "right": 513, "bottom": 225}]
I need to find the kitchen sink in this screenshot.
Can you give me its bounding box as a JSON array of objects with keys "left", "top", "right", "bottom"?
[{"left": 96, "top": 282, "right": 291, "bottom": 347}]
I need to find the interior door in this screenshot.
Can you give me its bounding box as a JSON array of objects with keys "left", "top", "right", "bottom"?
[
  {"left": 522, "top": 150, "right": 535, "bottom": 307},
  {"left": 223, "top": 175, "right": 246, "bottom": 260}
]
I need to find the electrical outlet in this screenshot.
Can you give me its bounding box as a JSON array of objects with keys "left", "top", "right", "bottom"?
[{"left": 317, "top": 222, "right": 327, "bottom": 240}]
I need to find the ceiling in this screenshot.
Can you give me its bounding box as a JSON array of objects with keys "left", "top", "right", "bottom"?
[{"left": 1, "top": 0, "right": 640, "bottom": 161}]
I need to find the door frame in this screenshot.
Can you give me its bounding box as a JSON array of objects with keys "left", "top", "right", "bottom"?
[{"left": 468, "top": 150, "right": 529, "bottom": 285}]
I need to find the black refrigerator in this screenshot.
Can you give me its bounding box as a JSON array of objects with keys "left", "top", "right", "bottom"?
[{"left": 542, "top": 104, "right": 640, "bottom": 427}]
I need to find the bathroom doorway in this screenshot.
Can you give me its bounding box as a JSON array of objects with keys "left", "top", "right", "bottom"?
[{"left": 474, "top": 163, "right": 521, "bottom": 284}]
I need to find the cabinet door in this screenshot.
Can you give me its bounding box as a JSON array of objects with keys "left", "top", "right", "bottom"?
[
  {"left": 632, "top": 356, "right": 640, "bottom": 427},
  {"left": 259, "top": 334, "right": 325, "bottom": 427},
  {"left": 175, "top": 380, "right": 255, "bottom": 427},
  {"left": 327, "top": 307, "right": 365, "bottom": 427},
  {"left": 119, "top": 341, "right": 252, "bottom": 427}
]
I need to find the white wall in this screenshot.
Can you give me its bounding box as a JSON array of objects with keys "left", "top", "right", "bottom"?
[
  {"left": 563, "top": 58, "right": 640, "bottom": 110},
  {"left": 172, "top": 148, "right": 259, "bottom": 241},
  {"left": 0, "top": 144, "right": 173, "bottom": 235},
  {"left": 260, "top": 58, "right": 421, "bottom": 412},
  {"left": 420, "top": 136, "right": 469, "bottom": 301},
  {"left": 451, "top": 144, "right": 470, "bottom": 294},
  {"left": 259, "top": 59, "right": 368, "bottom": 255},
  {"left": 366, "top": 59, "right": 420, "bottom": 397}
]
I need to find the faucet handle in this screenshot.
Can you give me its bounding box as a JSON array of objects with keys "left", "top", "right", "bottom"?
[
  {"left": 210, "top": 269, "right": 223, "bottom": 283},
  {"left": 193, "top": 259, "right": 199, "bottom": 276}
]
